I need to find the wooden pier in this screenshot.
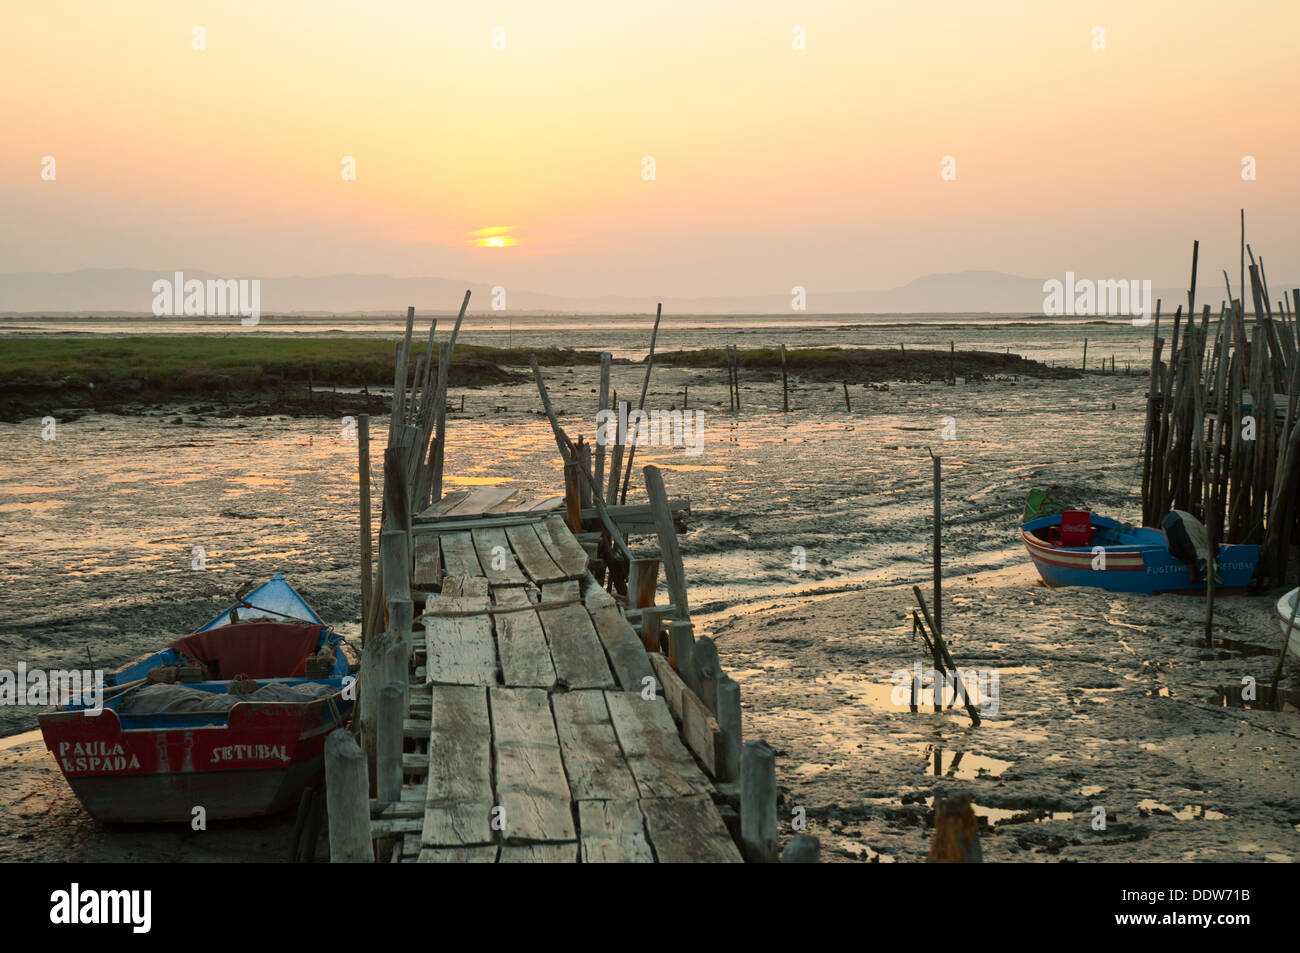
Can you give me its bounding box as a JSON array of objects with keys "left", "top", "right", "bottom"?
[{"left": 325, "top": 299, "right": 785, "bottom": 863}]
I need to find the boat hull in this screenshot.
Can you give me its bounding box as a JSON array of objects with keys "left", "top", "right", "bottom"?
[
  {"left": 1021, "top": 513, "right": 1259, "bottom": 595},
  {"left": 1278, "top": 587, "right": 1300, "bottom": 658},
  {"left": 38, "top": 696, "right": 348, "bottom": 823}
]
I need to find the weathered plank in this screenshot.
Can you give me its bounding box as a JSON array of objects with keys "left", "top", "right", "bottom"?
[
  {"left": 604, "top": 691, "right": 711, "bottom": 798},
  {"left": 537, "top": 602, "right": 616, "bottom": 690},
  {"left": 579, "top": 799, "right": 654, "bottom": 863},
  {"left": 440, "top": 531, "right": 484, "bottom": 578},
  {"left": 495, "top": 605, "right": 556, "bottom": 689},
  {"left": 542, "top": 579, "right": 581, "bottom": 602},
  {"left": 640, "top": 795, "right": 743, "bottom": 863},
  {"left": 423, "top": 596, "right": 496, "bottom": 686},
  {"left": 551, "top": 691, "right": 638, "bottom": 800},
  {"left": 505, "top": 523, "right": 568, "bottom": 585},
  {"left": 539, "top": 515, "right": 590, "bottom": 577},
  {"left": 417, "top": 845, "right": 499, "bottom": 863},
  {"left": 648, "top": 653, "right": 723, "bottom": 777},
  {"left": 471, "top": 526, "right": 529, "bottom": 587},
  {"left": 414, "top": 490, "right": 470, "bottom": 521},
  {"left": 585, "top": 587, "right": 655, "bottom": 692},
  {"left": 422, "top": 685, "right": 494, "bottom": 847},
  {"left": 492, "top": 586, "right": 536, "bottom": 607},
  {"left": 499, "top": 843, "right": 578, "bottom": 863},
  {"left": 413, "top": 534, "right": 441, "bottom": 588},
  {"left": 441, "top": 574, "right": 488, "bottom": 598},
  {"left": 526, "top": 496, "right": 565, "bottom": 512},
  {"left": 490, "top": 687, "right": 576, "bottom": 842},
  {"left": 445, "top": 485, "right": 517, "bottom": 517}
]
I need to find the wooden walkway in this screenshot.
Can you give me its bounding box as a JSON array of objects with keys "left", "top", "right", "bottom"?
[{"left": 375, "top": 490, "right": 741, "bottom": 863}]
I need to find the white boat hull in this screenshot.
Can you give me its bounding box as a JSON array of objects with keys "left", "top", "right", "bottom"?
[{"left": 1278, "top": 587, "right": 1300, "bottom": 658}]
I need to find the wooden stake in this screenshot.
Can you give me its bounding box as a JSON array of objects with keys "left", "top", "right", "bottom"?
[{"left": 324, "top": 729, "right": 372, "bottom": 862}]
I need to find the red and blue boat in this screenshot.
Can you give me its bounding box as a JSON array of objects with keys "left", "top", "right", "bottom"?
[
  {"left": 38, "top": 575, "right": 355, "bottom": 823},
  {"left": 1020, "top": 493, "right": 1259, "bottom": 595}
]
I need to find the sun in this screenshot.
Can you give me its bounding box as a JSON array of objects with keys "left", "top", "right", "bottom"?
[{"left": 470, "top": 226, "right": 517, "bottom": 248}]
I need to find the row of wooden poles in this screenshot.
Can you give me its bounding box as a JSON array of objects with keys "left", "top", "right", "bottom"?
[
  {"left": 322, "top": 296, "right": 473, "bottom": 862},
  {"left": 1138, "top": 223, "right": 1300, "bottom": 648}
]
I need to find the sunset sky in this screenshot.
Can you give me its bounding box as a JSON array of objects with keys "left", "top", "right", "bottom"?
[{"left": 2, "top": 0, "right": 1297, "bottom": 300}]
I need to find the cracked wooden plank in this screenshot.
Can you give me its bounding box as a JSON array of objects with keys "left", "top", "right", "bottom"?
[
  {"left": 422, "top": 685, "right": 494, "bottom": 847},
  {"left": 490, "top": 687, "right": 576, "bottom": 842}
]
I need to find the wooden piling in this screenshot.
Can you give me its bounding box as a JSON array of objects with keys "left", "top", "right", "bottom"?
[
  {"left": 780, "top": 344, "right": 789, "bottom": 412},
  {"left": 716, "top": 676, "right": 742, "bottom": 782},
  {"left": 375, "top": 683, "right": 404, "bottom": 804},
  {"left": 739, "top": 739, "right": 778, "bottom": 863},
  {"left": 324, "top": 729, "right": 372, "bottom": 862},
  {"left": 358, "top": 414, "right": 373, "bottom": 643}
]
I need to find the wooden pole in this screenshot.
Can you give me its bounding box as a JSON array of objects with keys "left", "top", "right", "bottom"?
[
  {"left": 430, "top": 290, "right": 471, "bottom": 504},
  {"left": 324, "top": 729, "right": 373, "bottom": 862},
  {"left": 358, "top": 414, "right": 373, "bottom": 643},
  {"left": 716, "top": 676, "right": 742, "bottom": 782},
  {"left": 931, "top": 451, "right": 942, "bottom": 640},
  {"left": 618, "top": 302, "right": 663, "bottom": 504},
  {"left": 668, "top": 619, "right": 695, "bottom": 684},
  {"left": 1082, "top": 338, "right": 1088, "bottom": 372},
  {"left": 691, "top": 635, "right": 721, "bottom": 714},
  {"left": 740, "top": 740, "right": 778, "bottom": 862},
  {"left": 375, "top": 683, "right": 403, "bottom": 804},
  {"left": 644, "top": 465, "right": 689, "bottom": 620},
  {"left": 780, "top": 344, "right": 789, "bottom": 412},
  {"left": 594, "top": 352, "right": 611, "bottom": 494},
  {"left": 842, "top": 382, "right": 851, "bottom": 411},
  {"left": 606, "top": 400, "right": 626, "bottom": 506}
]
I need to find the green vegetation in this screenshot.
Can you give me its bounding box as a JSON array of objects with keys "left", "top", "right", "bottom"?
[{"left": 0, "top": 336, "right": 602, "bottom": 391}]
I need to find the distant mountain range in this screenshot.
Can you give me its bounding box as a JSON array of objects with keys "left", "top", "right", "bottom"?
[{"left": 0, "top": 268, "right": 1282, "bottom": 316}]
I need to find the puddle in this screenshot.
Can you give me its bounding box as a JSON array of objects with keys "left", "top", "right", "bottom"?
[
  {"left": 1138, "top": 799, "right": 1228, "bottom": 820},
  {"left": 920, "top": 744, "right": 1012, "bottom": 780},
  {"left": 1215, "top": 683, "right": 1278, "bottom": 709},
  {"left": 1206, "top": 638, "right": 1276, "bottom": 659}
]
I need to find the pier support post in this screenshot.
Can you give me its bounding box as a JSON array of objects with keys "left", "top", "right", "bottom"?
[
  {"left": 740, "top": 739, "right": 778, "bottom": 863},
  {"left": 628, "top": 557, "right": 659, "bottom": 608},
  {"left": 324, "top": 729, "right": 373, "bottom": 863},
  {"left": 376, "top": 683, "right": 404, "bottom": 806},
  {"left": 692, "top": 635, "right": 721, "bottom": 714},
  {"left": 668, "top": 620, "right": 696, "bottom": 690},
  {"left": 717, "top": 675, "right": 742, "bottom": 782},
  {"left": 781, "top": 833, "right": 820, "bottom": 863}
]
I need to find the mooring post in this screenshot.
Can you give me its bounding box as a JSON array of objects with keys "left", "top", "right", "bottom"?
[
  {"left": 692, "top": 635, "right": 721, "bottom": 714},
  {"left": 324, "top": 729, "right": 373, "bottom": 862},
  {"left": 740, "top": 739, "right": 778, "bottom": 862},
  {"left": 668, "top": 619, "right": 696, "bottom": 688},
  {"left": 358, "top": 414, "right": 373, "bottom": 644},
  {"left": 842, "top": 381, "right": 851, "bottom": 412},
  {"left": 376, "top": 682, "right": 404, "bottom": 805},
  {"left": 717, "top": 676, "right": 742, "bottom": 782},
  {"left": 781, "top": 344, "right": 789, "bottom": 412},
  {"left": 932, "top": 452, "right": 942, "bottom": 640},
  {"left": 781, "top": 833, "right": 820, "bottom": 862}
]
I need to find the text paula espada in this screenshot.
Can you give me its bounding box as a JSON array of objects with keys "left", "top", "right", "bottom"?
[{"left": 50, "top": 883, "right": 151, "bottom": 934}]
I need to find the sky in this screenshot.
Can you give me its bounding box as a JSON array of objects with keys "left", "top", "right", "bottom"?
[{"left": 2, "top": 0, "right": 1297, "bottom": 301}]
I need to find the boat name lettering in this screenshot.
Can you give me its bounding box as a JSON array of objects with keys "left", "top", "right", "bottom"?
[{"left": 210, "top": 743, "right": 291, "bottom": 764}]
